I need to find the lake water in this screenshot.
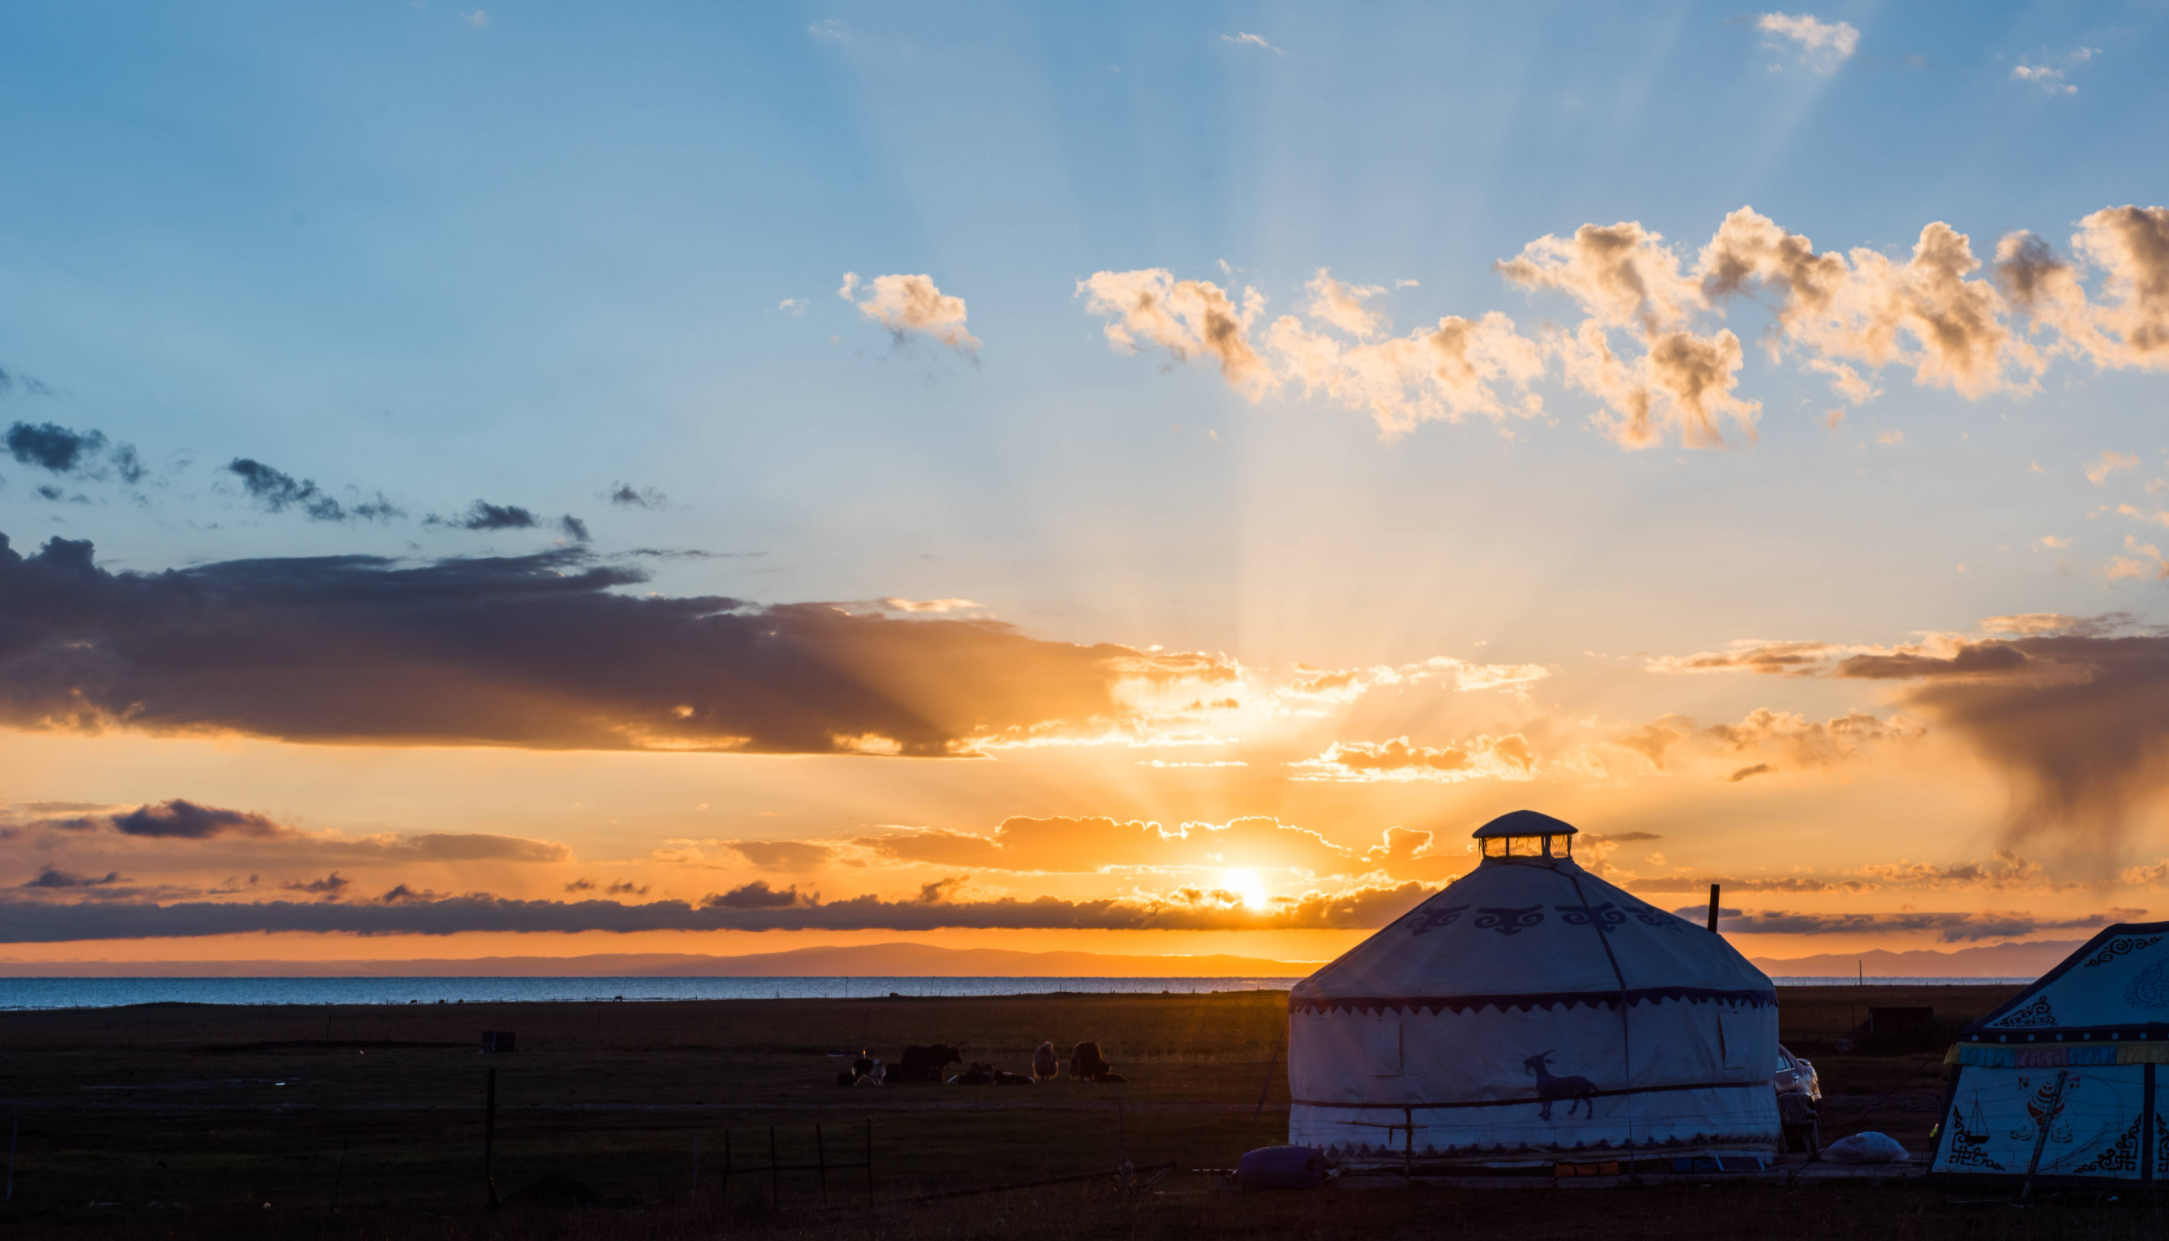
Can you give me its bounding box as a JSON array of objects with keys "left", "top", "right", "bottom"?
[
  {"left": 0, "top": 976, "right": 1304, "bottom": 1010},
  {"left": 0, "top": 975, "right": 2028, "bottom": 1010}
]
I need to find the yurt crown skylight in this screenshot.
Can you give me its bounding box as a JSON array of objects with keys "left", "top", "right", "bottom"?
[{"left": 1470, "top": 809, "right": 1578, "bottom": 860}]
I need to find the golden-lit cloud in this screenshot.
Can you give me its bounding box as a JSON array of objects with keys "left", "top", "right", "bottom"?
[
  {"left": 1289, "top": 733, "right": 1537, "bottom": 783},
  {"left": 0, "top": 533, "right": 1251, "bottom": 757},
  {"left": 1701, "top": 210, "right": 2032, "bottom": 399},
  {"left": 1754, "top": 12, "right": 1859, "bottom": 72},
  {"left": 2085, "top": 449, "right": 2141, "bottom": 484},
  {"left": 1651, "top": 614, "right": 2169, "bottom": 861},
  {"left": 1085, "top": 204, "right": 2169, "bottom": 447},
  {"left": 838, "top": 272, "right": 981, "bottom": 355},
  {"left": 1611, "top": 708, "right": 1920, "bottom": 777},
  {"left": 854, "top": 815, "right": 1365, "bottom": 878},
  {"left": 1075, "top": 268, "right": 1269, "bottom": 394}
]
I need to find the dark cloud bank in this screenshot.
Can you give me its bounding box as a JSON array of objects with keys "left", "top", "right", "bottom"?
[
  {"left": 0, "top": 532, "right": 1202, "bottom": 754},
  {"left": 0, "top": 882, "right": 1433, "bottom": 942}
]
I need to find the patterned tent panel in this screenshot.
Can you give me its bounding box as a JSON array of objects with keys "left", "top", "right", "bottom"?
[
  {"left": 1931, "top": 1065, "right": 2147, "bottom": 1180},
  {"left": 1967, "top": 923, "right": 2169, "bottom": 1037}
]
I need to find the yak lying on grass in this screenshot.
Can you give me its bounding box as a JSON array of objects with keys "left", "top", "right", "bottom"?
[
  {"left": 889, "top": 1043, "right": 962, "bottom": 1083},
  {"left": 1069, "top": 1041, "right": 1126, "bottom": 1083}
]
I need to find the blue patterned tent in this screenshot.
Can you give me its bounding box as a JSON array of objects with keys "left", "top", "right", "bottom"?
[{"left": 1931, "top": 922, "right": 2169, "bottom": 1184}]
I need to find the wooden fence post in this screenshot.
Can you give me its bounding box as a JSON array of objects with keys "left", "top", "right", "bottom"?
[{"left": 483, "top": 1068, "right": 499, "bottom": 1211}]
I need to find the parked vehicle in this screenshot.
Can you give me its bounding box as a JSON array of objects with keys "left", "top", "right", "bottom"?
[
  {"left": 1775, "top": 1043, "right": 1822, "bottom": 1153},
  {"left": 1775, "top": 1043, "right": 1821, "bottom": 1100}
]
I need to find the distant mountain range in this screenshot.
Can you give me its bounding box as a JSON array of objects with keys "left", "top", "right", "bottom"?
[
  {"left": 0, "top": 936, "right": 2080, "bottom": 980},
  {"left": 1748, "top": 939, "right": 2080, "bottom": 979},
  {"left": 0, "top": 942, "right": 1314, "bottom": 978}
]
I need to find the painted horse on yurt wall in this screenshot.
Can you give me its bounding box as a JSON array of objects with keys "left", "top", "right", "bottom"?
[{"left": 1523, "top": 1051, "right": 1598, "bottom": 1120}]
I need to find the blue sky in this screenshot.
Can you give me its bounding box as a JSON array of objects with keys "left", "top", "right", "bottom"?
[{"left": 2, "top": 2, "right": 2167, "bottom": 965}]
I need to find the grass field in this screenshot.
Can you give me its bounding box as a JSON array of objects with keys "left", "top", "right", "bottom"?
[{"left": 2, "top": 982, "right": 2159, "bottom": 1239}]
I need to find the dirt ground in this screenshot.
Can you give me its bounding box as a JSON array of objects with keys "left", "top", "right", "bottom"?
[{"left": 4, "top": 981, "right": 2149, "bottom": 1239}]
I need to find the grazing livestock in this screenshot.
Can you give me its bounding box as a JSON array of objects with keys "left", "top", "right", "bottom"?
[
  {"left": 891, "top": 1044, "right": 962, "bottom": 1083},
  {"left": 992, "top": 1068, "right": 1034, "bottom": 1085},
  {"left": 1032, "top": 1041, "right": 1059, "bottom": 1080},
  {"left": 1523, "top": 1051, "right": 1597, "bottom": 1120},
  {"left": 953, "top": 1062, "right": 996, "bottom": 1085},
  {"left": 1069, "top": 1041, "right": 1127, "bottom": 1083},
  {"left": 835, "top": 1054, "right": 885, "bottom": 1086}
]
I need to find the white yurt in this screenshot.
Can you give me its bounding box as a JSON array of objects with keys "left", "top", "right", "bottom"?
[
  {"left": 1287, "top": 810, "right": 1783, "bottom": 1169},
  {"left": 1931, "top": 921, "right": 2169, "bottom": 1185}
]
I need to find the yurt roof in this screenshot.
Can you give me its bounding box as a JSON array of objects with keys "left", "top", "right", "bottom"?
[
  {"left": 1469, "top": 809, "right": 1578, "bottom": 839},
  {"left": 1289, "top": 812, "right": 1772, "bottom": 1016},
  {"left": 1959, "top": 921, "right": 2169, "bottom": 1043}
]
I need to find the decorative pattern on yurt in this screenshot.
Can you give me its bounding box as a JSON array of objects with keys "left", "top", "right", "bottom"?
[
  {"left": 1287, "top": 811, "right": 1783, "bottom": 1168},
  {"left": 1932, "top": 923, "right": 2169, "bottom": 1183}
]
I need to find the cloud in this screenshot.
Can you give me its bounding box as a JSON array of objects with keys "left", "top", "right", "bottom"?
[
  {"left": 0, "top": 532, "right": 1242, "bottom": 755},
  {"left": 1754, "top": 13, "right": 1860, "bottom": 72},
  {"left": 809, "top": 18, "right": 846, "bottom": 40},
  {"left": 2070, "top": 207, "right": 2169, "bottom": 369},
  {"left": 1091, "top": 204, "right": 2169, "bottom": 446},
  {"left": 2009, "top": 48, "right": 2097, "bottom": 96},
  {"left": 1700, "top": 210, "right": 2033, "bottom": 400},
  {"left": 5, "top": 422, "right": 141, "bottom": 483},
  {"left": 855, "top": 815, "right": 1388, "bottom": 879},
  {"left": 1263, "top": 303, "right": 1549, "bottom": 437},
  {"left": 1291, "top": 734, "right": 1537, "bottom": 784},
  {"left": 432, "top": 500, "right": 539, "bottom": 531},
  {"left": 839, "top": 273, "right": 981, "bottom": 356},
  {"left": 0, "top": 879, "right": 1434, "bottom": 941},
  {"left": 778, "top": 298, "right": 808, "bottom": 315},
  {"left": 2117, "top": 506, "right": 2169, "bottom": 529},
  {"left": 559, "top": 515, "right": 591, "bottom": 543},
  {"left": 226, "top": 459, "right": 401, "bottom": 523},
  {"left": 285, "top": 872, "right": 351, "bottom": 900},
  {"left": 2086, "top": 450, "right": 2141, "bottom": 485},
  {"left": 1221, "top": 32, "right": 1284, "bottom": 55},
  {"left": 1647, "top": 639, "right": 1841, "bottom": 675},
  {"left": 1077, "top": 269, "right": 1270, "bottom": 396},
  {"left": 5, "top": 421, "right": 105, "bottom": 472},
  {"left": 704, "top": 880, "right": 807, "bottom": 909},
  {"left": 1655, "top": 616, "right": 2169, "bottom": 860},
  {"left": 2109, "top": 535, "right": 2169, "bottom": 581},
  {"left": 11, "top": 798, "right": 571, "bottom": 865},
  {"left": 1613, "top": 708, "right": 1920, "bottom": 776},
  {"left": 880, "top": 598, "right": 980, "bottom": 614},
  {"left": 460, "top": 10, "right": 487, "bottom": 28},
  {"left": 608, "top": 483, "right": 668, "bottom": 509},
  {"left": 109, "top": 799, "right": 291, "bottom": 840},
  {"left": 0, "top": 366, "right": 55, "bottom": 397},
  {"left": 21, "top": 866, "right": 122, "bottom": 890},
  {"left": 2010, "top": 64, "right": 2074, "bottom": 94},
  {"left": 1690, "top": 907, "right": 2135, "bottom": 942},
  {"left": 721, "top": 840, "right": 835, "bottom": 872}
]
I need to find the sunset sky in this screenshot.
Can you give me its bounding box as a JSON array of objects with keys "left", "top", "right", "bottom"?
[{"left": 4, "top": 2, "right": 2169, "bottom": 972}]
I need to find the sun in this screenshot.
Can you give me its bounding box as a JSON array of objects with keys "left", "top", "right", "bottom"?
[{"left": 1222, "top": 869, "right": 1267, "bottom": 909}]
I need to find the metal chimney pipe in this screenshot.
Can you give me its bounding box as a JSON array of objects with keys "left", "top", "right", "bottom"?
[{"left": 1706, "top": 883, "right": 1720, "bottom": 933}]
